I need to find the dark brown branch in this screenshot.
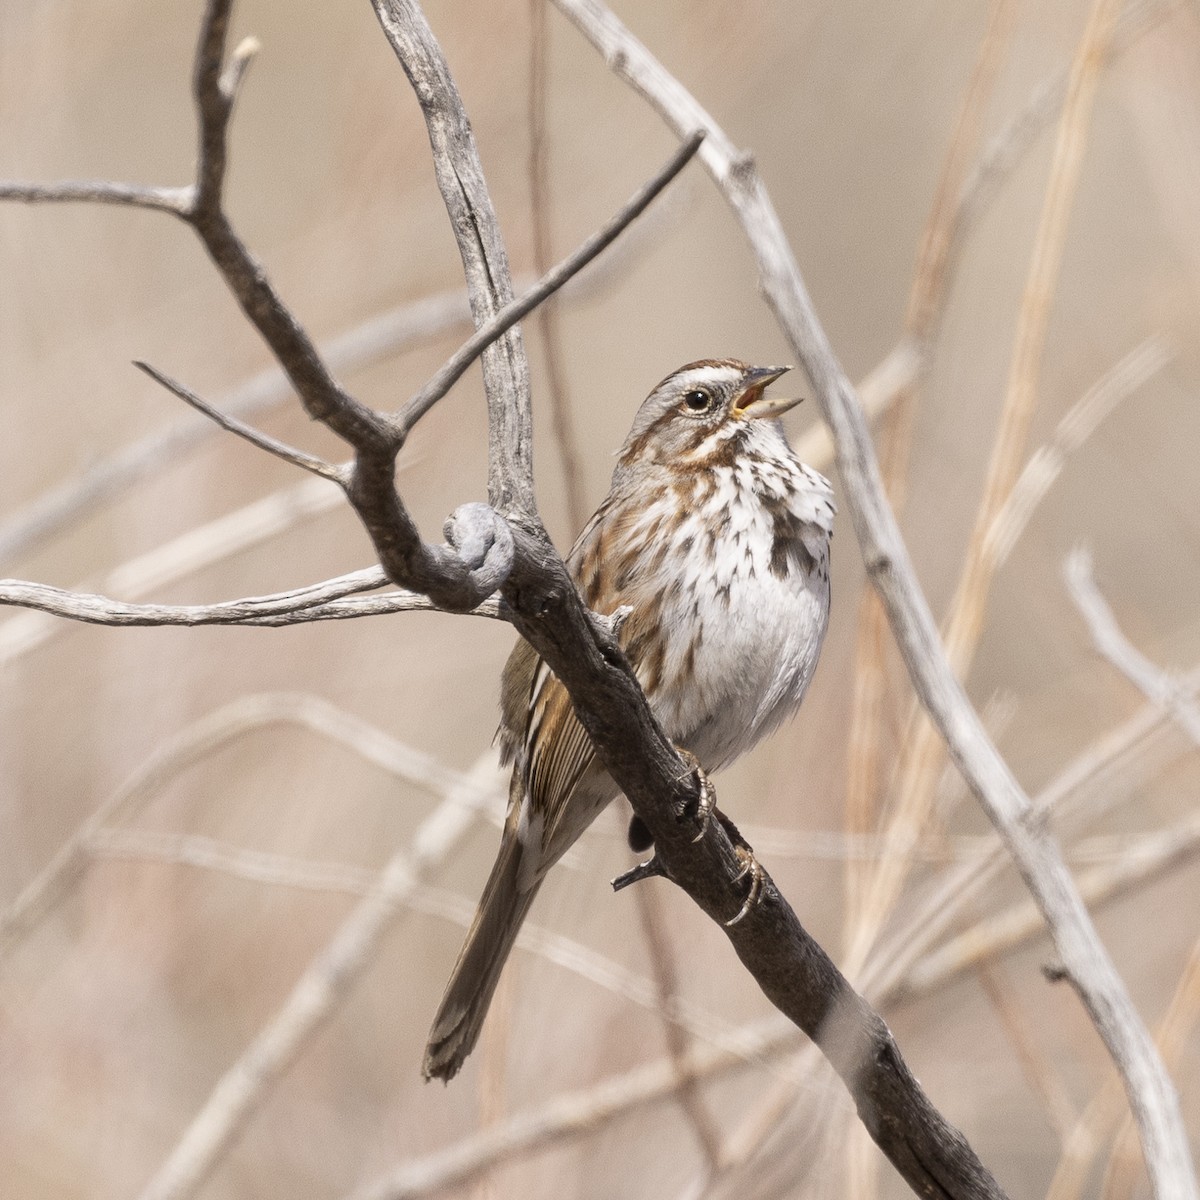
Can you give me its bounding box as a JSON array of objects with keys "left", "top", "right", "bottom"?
[
  {"left": 184, "top": 0, "right": 507, "bottom": 614},
  {"left": 396, "top": 130, "right": 704, "bottom": 438},
  {"left": 188, "top": 1, "right": 394, "bottom": 455},
  {"left": 505, "top": 523, "right": 1010, "bottom": 1197}
]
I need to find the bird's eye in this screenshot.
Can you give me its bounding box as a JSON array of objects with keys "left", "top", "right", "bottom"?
[{"left": 683, "top": 389, "right": 712, "bottom": 412}]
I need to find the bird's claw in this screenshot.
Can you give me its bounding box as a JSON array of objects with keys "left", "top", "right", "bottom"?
[
  {"left": 725, "top": 846, "right": 764, "bottom": 926},
  {"left": 673, "top": 749, "right": 715, "bottom": 842}
]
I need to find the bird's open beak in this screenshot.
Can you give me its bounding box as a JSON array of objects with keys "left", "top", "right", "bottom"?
[{"left": 731, "top": 365, "right": 801, "bottom": 420}]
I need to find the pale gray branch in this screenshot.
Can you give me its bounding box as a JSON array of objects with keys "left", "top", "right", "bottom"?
[
  {"left": 0, "top": 570, "right": 501, "bottom": 630},
  {"left": 371, "top": 0, "right": 533, "bottom": 513},
  {"left": 0, "top": 179, "right": 192, "bottom": 213},
  {"left": 1066, "top": 548, "right": 1200, "bottom": 747}
]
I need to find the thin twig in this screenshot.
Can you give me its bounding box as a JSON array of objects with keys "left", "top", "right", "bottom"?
[
  {"left": 1066, "top": 548, "right": 1200, "bottom": 746},
  {"left": 0, "top": 179, "right": 192, "bottom": 213},
  {"left": 190, "top": 3, "right": 394, "bottom": 454},
  {"left": 550, "top": 2, "right": 1198, "bottom": 1195},
  {"left": 134, "top": 361, "right": 346, "bottom": 482},
  {"left": 396, "top": 131, "right": 704, "bottom": 437}
]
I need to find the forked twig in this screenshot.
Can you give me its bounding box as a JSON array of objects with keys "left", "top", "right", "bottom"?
[{"left": 1066, "top": 549, "right": 1200, "bottom": 747}]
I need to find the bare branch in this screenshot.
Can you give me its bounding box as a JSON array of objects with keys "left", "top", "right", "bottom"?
[
  {"left": 0, "top": 572, "right": 505, "bottom": 630},
  {"left": 0, "top": 207, "right": 679, "bottom": 569},
  {"left": 188, "top": 1, "right": 394, "bottom": 453},
  {"left": 551, "top": 2, "right": 1198, "bottom": 1196},
  {"left": 0, "top": 179, "right": 191, "bottom": 213},
  {"left": 184, "top": 2, "right": 518, "bottom": 614},
  {"left": 396, "top": 130, "right": 704, "bottom": 437},
  {"left": 989, "top": 338, "right": 1172, "bottom": 565},
  {"left": 134, "top": 361, "right": 346, "bottom": 483},
  {"left": 371, "top": 0, "right": 533, "bottom": 513},
  {"left": 1066, "top": 549, "right": 1200, "bottom": 747}
]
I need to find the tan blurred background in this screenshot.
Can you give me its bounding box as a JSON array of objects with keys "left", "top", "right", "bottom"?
[{"left": 2, "top": 1, "right": 1200, "bottom": 1197}]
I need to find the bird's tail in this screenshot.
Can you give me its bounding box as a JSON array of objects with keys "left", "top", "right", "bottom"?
[{"left": 423, "top": 829, "right": 540, "bottom": 1082}]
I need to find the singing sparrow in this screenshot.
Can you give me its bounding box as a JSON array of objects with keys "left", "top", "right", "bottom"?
[{"left": 424, "top": 358, "right": 835, "bottom": 1081}]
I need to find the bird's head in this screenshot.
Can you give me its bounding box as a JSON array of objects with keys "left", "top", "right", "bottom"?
[{"left": 617, "top": 359, "right": 799, "bottom": 471}]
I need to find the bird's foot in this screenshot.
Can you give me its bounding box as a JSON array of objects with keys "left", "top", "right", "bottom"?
[
  {"left": 726, "top": 844, "right": 765, "bottom": 926},
  {"left": 673, "top": 749, "right": 715, "bottom": 842}
]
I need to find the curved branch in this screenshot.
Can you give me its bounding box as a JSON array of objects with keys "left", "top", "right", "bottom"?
[{"left": 0, "top": 571, "right": 505, "bottom": 629}]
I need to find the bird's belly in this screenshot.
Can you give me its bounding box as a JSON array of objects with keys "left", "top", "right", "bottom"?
[{"left": 649, "top": 564, "right": 829, "bottom": 770}]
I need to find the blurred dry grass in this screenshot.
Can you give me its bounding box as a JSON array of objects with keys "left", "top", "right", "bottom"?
[{"left": 2, "top": 0, "right": 1200, "bottom": 1197}]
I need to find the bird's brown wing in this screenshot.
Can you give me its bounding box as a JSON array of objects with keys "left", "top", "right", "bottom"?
[{"left": 496, "top": 495, "right": 628, "bottom": 861}]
